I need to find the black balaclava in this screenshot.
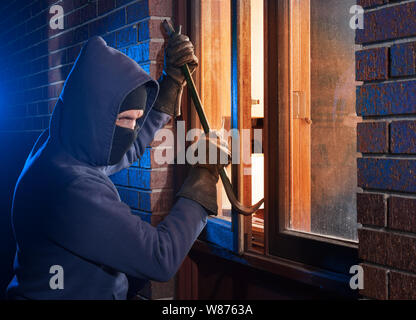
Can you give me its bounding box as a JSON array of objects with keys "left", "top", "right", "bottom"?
[{"left": 109, "top": 85, "right": 148, "bottom": 165}]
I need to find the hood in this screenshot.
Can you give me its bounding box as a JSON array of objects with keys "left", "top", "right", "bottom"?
[{"left": 49, "top": 36, "right": 159, "bottom": 166}]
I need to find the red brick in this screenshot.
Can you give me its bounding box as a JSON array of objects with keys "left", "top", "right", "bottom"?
[
  {"left": 124, "top": 41, "right": 164, "bottom": 63},
  {"left": 387, "top": 233, "right": 416, "bottom": 273},
  {"left": 357, "top": 122, "right": 388, "bottom": 154},
  {"left": 357, "top": 0, "right": 388, "bottom": 9},
  {"left": 98, "top": 0, "right": 115, "bottom": 16},
  {"left": 79, "top": 2, "right": 97, "bottom": 24},
  {"left": 357, "top": 193, "right": 386, "bottom": 227},
  {"left": 149, "top": 61, "right": 164, "bottom": 80},
  {"left": 66, "top": 8, "right": 81, "bottom": 28},
  {"left": 359, "top": 230, "right": 416, "bottom": 274},
  {"left": 127, "top": 1, "right": 149, "bottom": 24},
  {"left": 150, "top": 168, "right": 173, "bottom": 189},
  {"left": 66, "top": 44, "right": 83, "bottom": 63},
  {"left": 48, "top": 67, "right": 68, "bottom": 84},
  {"left": 73, "top": 0, "right": 89, "bottom": 9},
  {"left": 106, "top": 9, "right": 126, "bottom": 32},
  {"left": 61, "top": 0, "right": 77, "bottom": 12},
  {"left": 148, "top": 0, "right": 173, "bottom": 17},
  {"left": 360, "top": 264, "right": 388, "bottom": 300},
  {"left": 88, "top": 16, "right": 107, "bottom": 37},
  {"left": 144, "top": 189, "right": 173, "bottom": 212},
  {"left": 148, "top": 18, "right": 167, "bottom": 40},
  {"left": 391, "top": 42, "right": 416, "bottom": 77},
  {"left": 128, "top": 167, "right": 173, "bottom": 190},
  {"left": 390, "top": 121, "right": 416, "bottom": 154},
  {"left": 356, "top": 48, "right": 389, "bottom": 81},
  {"left": 135, "top": 18, "right": 167, "bottom": 42},
  {"left": 149, "top": 41, "right": 165, "bottom": 62},
  {"left": 390, "top": 271, "right": 416, "bottom": 300},
  {"left": 358, "top": 158, "right": 416, "bottom": 193},
  {"left": 48, "top": 32, "right": 71, "bottom": 51},
  {"left": 117, "top": 0, "right": 136, "bottom": 7},
  {"left": 116, "top": 26, "right": 138, "bottom": 47},
  {"left": 48, "top": 51, "right": 66, "bottom": 68},
  {"left": 73, "top": 24, "right": 89, "bottom": 44},
  {"left": 356, "top": 81, "right": 416, "bottom": 117},
  {"left": 358, "top": 229, "right": 388, "bottom": 265},
  {"left": 48, "top": 100, "right": 58, "bottom": 113},
  {"left": 356, "top": 2, "right": 416, "bottom": 44},
  {"left": 389, "top": 197, "right": 416, "bottom": 233},
  {"left": 46, "top": 83, "right": 64, "bottom": 100}
]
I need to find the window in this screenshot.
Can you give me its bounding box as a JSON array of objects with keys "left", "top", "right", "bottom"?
[
  {"left": 190, "top": 0, "right": 236, "bottom": 252},
  {"left": 188, "top": 0, "right": 357, "bottom": 275},
  {"left": 289, "top": 0, "right": 358, "bottom": 241},
  {"left": 196, "top": 0, "right": 233, "bottom": 220},
  {"left": 267, "top": 0, "right": 357, "bottom": 274},
  {"left": 190, "top": 0, "right": 263, "bottom": 254}
]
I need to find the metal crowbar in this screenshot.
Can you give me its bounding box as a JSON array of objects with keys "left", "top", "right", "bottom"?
[{"left": 162, "top": 20, "right": 264, "bottom": 216}]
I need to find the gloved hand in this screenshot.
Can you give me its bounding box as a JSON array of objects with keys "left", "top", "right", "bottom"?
[
  {"left": 153, "top": 27, "right": 198, "bottom": 117},
  {"left": 177, "top": 131, "right": 231, "bottom": 216}
]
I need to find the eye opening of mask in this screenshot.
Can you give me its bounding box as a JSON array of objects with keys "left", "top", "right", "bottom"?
[{"left": 108, "top": 84, "right": 148, "bottom": 165}]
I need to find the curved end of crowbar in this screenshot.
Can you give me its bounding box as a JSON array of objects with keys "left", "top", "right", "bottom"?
[
  {"left": 233, "top": 198, "right": 265, "bottom": 216},
  {"left": 220, "top": 169, "right": 264, "bottom": 216}
]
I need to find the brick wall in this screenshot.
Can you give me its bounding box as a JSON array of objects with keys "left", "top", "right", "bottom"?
[
  {"left": 356, "top": 0, "right": 416, "bottom": 300},
  {"left": 0, "top": 0, "right": 175, "bottom": 299}
]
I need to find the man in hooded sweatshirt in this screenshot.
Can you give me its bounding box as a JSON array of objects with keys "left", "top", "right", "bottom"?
[{"left": 6, "top": 29, "right": 230, "bottom": 299}]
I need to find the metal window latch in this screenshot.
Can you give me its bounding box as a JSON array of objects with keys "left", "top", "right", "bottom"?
[{"left": 293, "top": 91, "right": 312, "bottom": 125}]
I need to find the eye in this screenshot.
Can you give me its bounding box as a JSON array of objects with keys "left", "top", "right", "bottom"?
[
  {"left": 117, "top": 116, "right": 135, "bottom": 121},
  {"left": 116, "top": 117, "right": 136, "bottom": 129}
]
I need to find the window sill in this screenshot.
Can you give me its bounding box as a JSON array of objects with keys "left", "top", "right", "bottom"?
[
  {"left": 199, "top": 216, "right": 235, "bottom": 252},
  {"left": 192, "top": 239, "right": 358, "bottom": 298}
]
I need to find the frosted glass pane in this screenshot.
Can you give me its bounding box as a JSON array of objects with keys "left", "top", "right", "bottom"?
[
  {"left": 309, "top": 0, "right": 358, "bottom": 241},
  {"left": 289, "top": 0, "right": 359, "bottom": 242}
]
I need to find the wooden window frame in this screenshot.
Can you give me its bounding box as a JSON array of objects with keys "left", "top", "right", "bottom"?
[
  {"left": 174, "top": 0, "right": 358, "bottom": 295},
  {"left": 264, "top": 0, "right": 358, "bottom": 275},
  {"left": 180, "top": 0, "right": 249, "bottom": 254}
]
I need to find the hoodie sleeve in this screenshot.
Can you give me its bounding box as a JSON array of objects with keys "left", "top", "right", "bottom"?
[
  {"left": 46, "top": 176, "right": 207, "bottom": 282},
  {"left": 100, "top": 109, "right": 171, "bottom": 177}
]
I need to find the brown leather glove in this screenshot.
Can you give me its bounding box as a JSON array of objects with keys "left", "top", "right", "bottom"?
[
  {"left": 177, "top": 132, "right": 231, "bottom": 216},
  {"left": 153, "top": 28, "right": 198, "bottom": 117}
]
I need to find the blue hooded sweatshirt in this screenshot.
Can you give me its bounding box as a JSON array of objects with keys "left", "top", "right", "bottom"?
[{"left": 6, "top": 36, "right": 208, "bottom": 300}]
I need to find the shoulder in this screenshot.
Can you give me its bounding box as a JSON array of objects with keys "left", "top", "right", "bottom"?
[
  {"left": 61, "top": 172, "right": 118, "bottom": 200},
  {"left": 47, "top": 173, "right": 125, "bottom": 223},
  {"left": 49, "top": 163, "right": 116, "bottom": 200}
]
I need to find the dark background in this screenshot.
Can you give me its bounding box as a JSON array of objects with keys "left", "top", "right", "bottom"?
[{"left": 0, "top": 132, "right": 39, "bottom": 299}]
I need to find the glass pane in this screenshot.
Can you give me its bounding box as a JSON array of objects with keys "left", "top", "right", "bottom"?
[
  {"left": 198, "top": 0, "right": 232, "bottom": 219},
  {"left": 290, "top": 0, "right": 359, "bottom": 241}
]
